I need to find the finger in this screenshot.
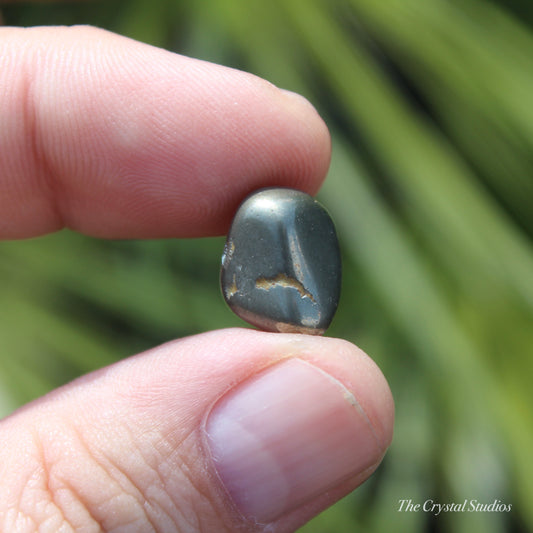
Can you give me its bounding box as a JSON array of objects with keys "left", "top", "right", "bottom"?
[
  {"left": 0, "top": 26, "right": 330, "bottom": 239},
  {"left": 0, "top": 329, "right": 393, "bottom": 532}
]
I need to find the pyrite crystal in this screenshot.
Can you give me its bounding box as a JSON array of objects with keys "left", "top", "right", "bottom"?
[{"left": 221, "top": 188, "right": 341, "bottom": 335}]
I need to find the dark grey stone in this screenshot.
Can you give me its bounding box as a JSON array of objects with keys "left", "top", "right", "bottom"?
[{"left": 221, "top": 188, "right": 341, "bottom": 335}]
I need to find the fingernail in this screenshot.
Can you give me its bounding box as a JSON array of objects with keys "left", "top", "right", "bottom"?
[{"left": 205, "top": 358, "right": 381, "bottom": 524}]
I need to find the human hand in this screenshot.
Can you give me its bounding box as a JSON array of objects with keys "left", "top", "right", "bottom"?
[{"left": 0, "top": 26, "right": 394, "bottom": 532}]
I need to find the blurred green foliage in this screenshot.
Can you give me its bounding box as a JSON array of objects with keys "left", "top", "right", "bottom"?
[{"left": 1, "top": 1, "right": 533, "bottom": 532}]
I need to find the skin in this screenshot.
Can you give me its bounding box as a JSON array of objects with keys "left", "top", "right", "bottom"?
[{"left": 0, "top": 26, "right": 394, "bottom": 533}]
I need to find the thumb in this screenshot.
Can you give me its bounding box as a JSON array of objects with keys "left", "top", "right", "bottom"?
[{"left": 0, "top": 328, "right": 393, "bottom": 532}]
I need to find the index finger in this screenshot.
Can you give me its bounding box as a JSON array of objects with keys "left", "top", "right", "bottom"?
[{"left": 0, "top": 26, "right": 330, "bottom": 239}]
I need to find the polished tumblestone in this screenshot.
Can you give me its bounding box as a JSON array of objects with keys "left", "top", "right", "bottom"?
[{"left": 221, "top": 188, "right": 341, "bottom": 335}]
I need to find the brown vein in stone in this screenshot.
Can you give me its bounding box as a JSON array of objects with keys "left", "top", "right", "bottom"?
[{"left": 255, "top": 273, "right": 316, "bottom": 303}]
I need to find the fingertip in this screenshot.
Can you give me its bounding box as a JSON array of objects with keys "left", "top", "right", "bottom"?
[
  {"left": 0, "top": 26, "right": 332, "bottom": 239},
  {"left": 0, "top": 328, "right": 392, "bottom": 532},
  {"left": 200, "top": 331, "right": 393, "bottom": 524}
]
